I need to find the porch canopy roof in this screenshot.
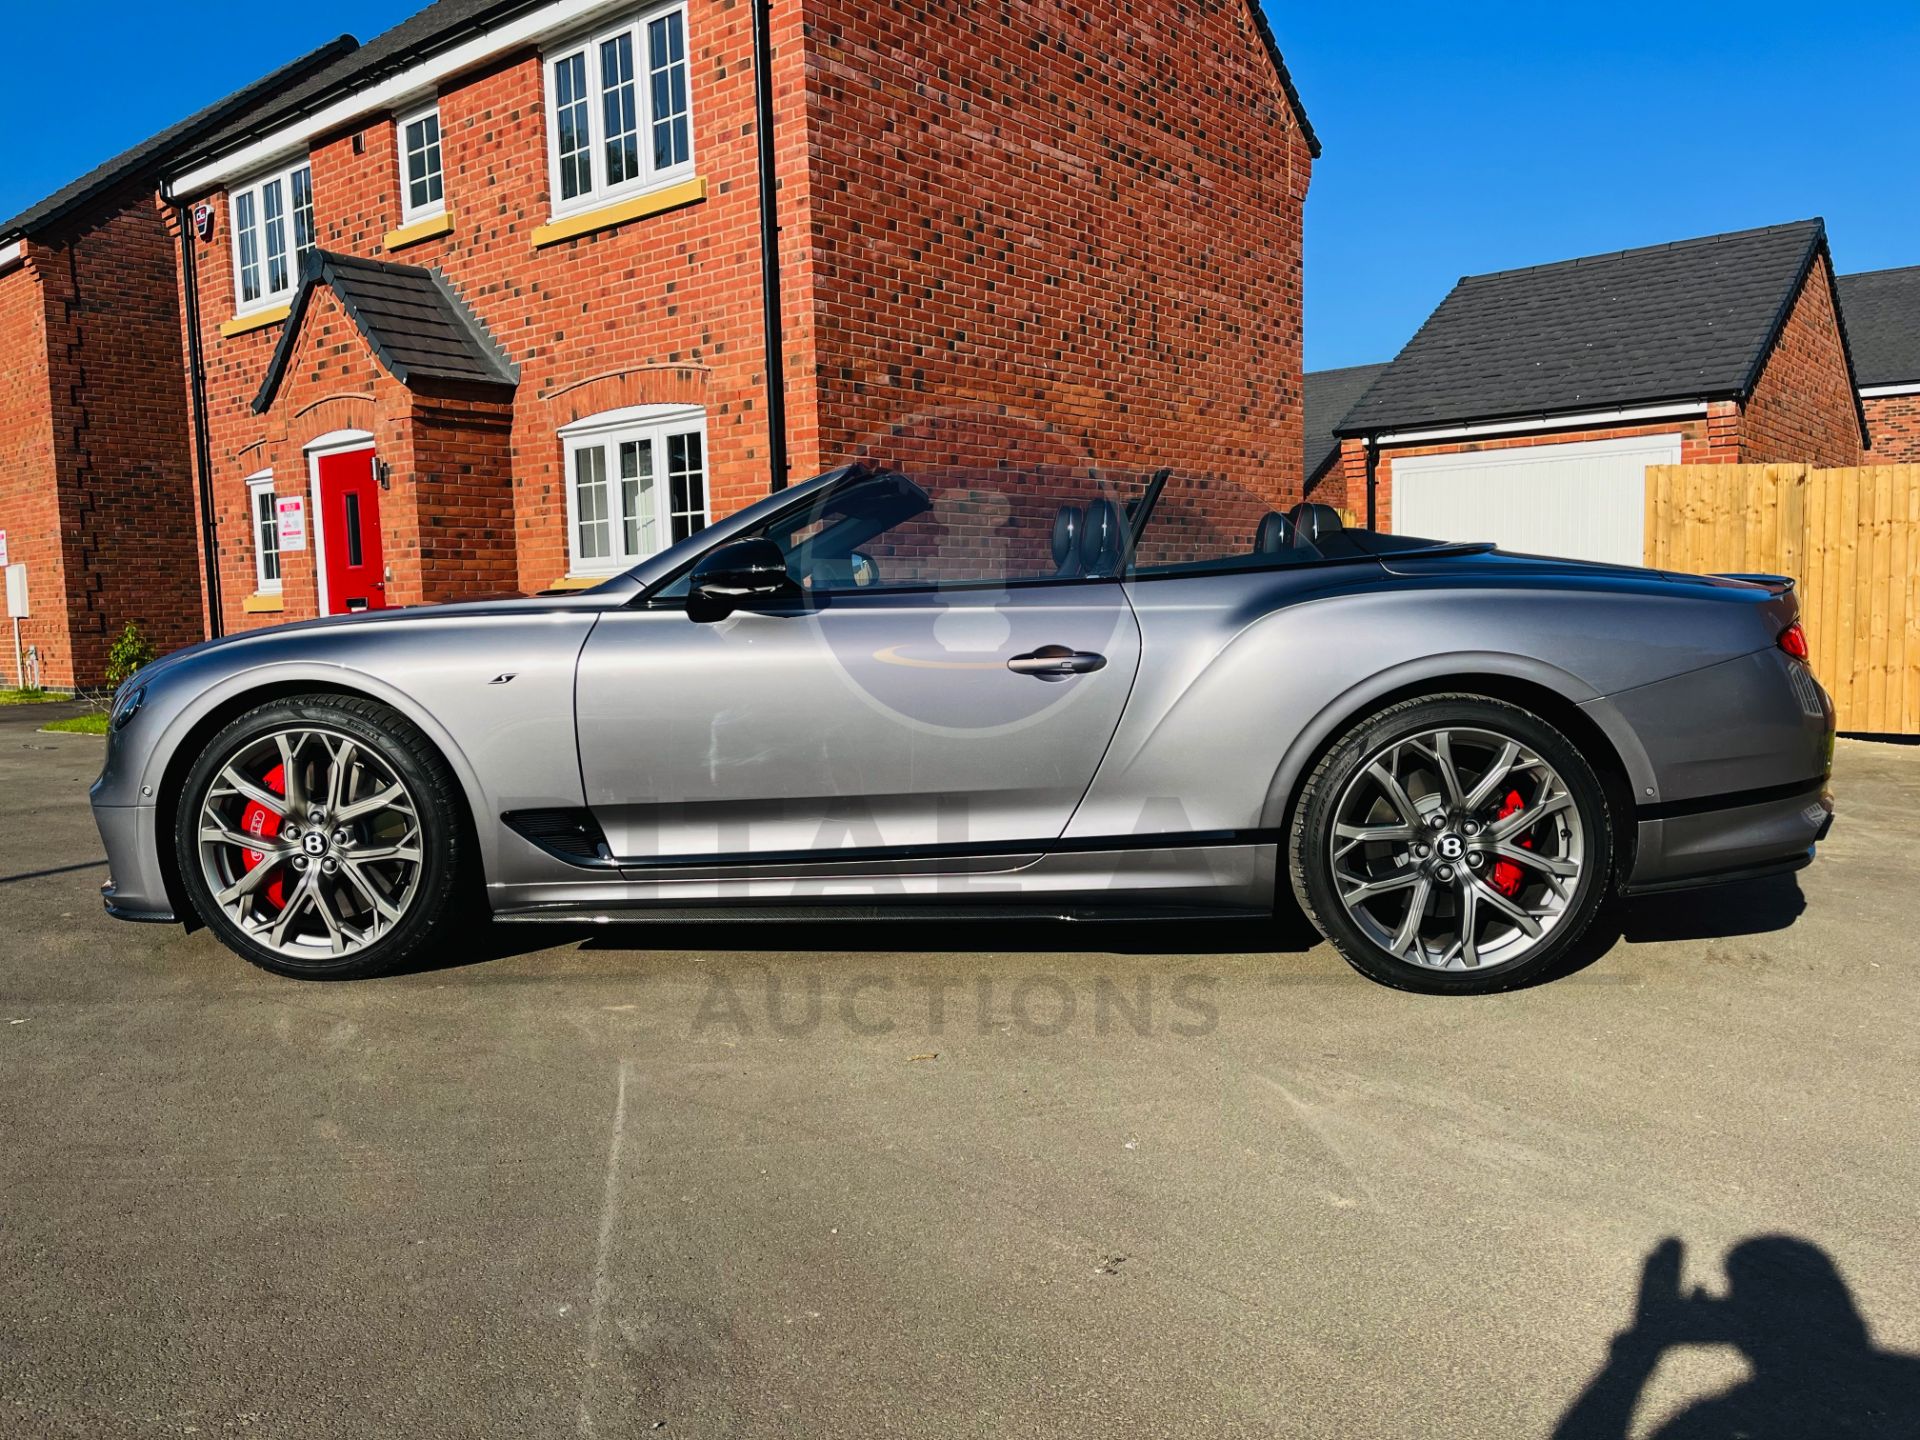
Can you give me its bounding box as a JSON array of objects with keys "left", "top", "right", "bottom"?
[{"left": 253, "top": 249, "right": 518, "bottom": 413}]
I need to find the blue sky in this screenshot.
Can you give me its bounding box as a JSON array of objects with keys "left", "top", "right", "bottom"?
[{"left": 3, "top": 2, "right": 1916, "bottom": 370}]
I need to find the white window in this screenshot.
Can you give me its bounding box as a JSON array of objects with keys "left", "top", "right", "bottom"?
[
  {"left": 399, "top": 102, "right": 445, "bottom": 221},
  {"left": 230, "top": 160, "right": 316, "bottom": 313},
  {"left": 560, "top": 406, "right": 708, "bottom": 574},
  {"left": 543, "top": 2, "right": 693, "bottom": 219},
  {"left": 247, "top": 472, "right": 282, "bottom": 592}
]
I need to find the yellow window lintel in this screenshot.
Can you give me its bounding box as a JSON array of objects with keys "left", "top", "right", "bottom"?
[{"left": 530, "top": 177, "right": 707, "bottom": 249}]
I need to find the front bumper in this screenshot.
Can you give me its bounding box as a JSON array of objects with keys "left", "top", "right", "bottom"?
[
  {"left": 1620, "top": 778, "right": 1834, "bottom": 896},
  {"left": 93, "top": 802, "right": 178, "bottom": 924}
]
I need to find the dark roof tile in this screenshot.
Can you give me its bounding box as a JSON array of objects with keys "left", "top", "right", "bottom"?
[
  {"left": 254, "top": 249, "right": 518, "bottom": 412},
  {"left": 1302, "top": 362, "right": 1387, "bottom": 483},
  {"left": 1336, "top": 221, "right": 1837, "bottom": 436},
  {"left": 1837, "top": 266, "right": 1920, "bottom": 388},
  {"left": 192, "top": 1, "right": 560, "bottom": 166}
]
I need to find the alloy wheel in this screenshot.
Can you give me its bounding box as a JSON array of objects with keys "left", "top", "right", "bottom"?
[
  {"left": 196, "top": 726, "right": 424, "bottom": 962},
  {"left": 1327, "top": 726, "right": 1586, "bottom": 972}
]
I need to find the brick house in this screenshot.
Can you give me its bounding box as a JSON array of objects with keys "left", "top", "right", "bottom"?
[
  {"left": 1301, "top": 361, "right": 1384, "bottom": 501},
  {"left": 0, "top": 40, "right": 354, "bottom": 689},
  {"left": 1837, "top": 265, "right": 1920, "bottom": 463},
  {"left": 1312, "top": 221, "right": 1866, "bottom": 565},
  {"left": 152, "top": 0, "right": 1317, "bottom": 632}
]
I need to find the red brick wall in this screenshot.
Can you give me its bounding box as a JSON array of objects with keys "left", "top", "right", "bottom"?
[
  {"left": 1740, "top": 255, "right": 1863, "bottom": 467},
  {"left": 794, "top": 0, "right": 1311, "bottom": 506},
  {"left": 408, "top": 394, "right": 520, "bottom": 602},
  {"left": 200, "top": 283, "right": 523, "bottom": 619},
  {"left": 181, "top": 0, "right": 780, "bottom": 628},
  {"left": 0, "top": 191, "right": 202, "bottom": 691},
  {"left": 0, "top": 260, "right": 72, "bottom": 688},
  {"left": 227, "top": 288, "right": 395, "bottom": 620},
  {"left": 1861, "top": 392, "right": 1920, "bottom": 463},
  {"left": 179, "top": 0, "right": 1310, "bottom": 627}
]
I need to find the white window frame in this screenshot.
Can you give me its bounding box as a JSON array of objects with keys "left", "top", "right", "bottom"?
[
  {"left": 397, "top": 101, "right": 446, "bottom": 223},
  {"left": 229, "top": 158, "right": 316, "bottom": 315},
  {"left": 559, "top": 404, "right": 709, "bottom": 576},
  {"left": 541, "top": 1, "right": 695, "bottom": 222},
  {"left": 247, "top": 470, "right": 282, "bottom": 593}
]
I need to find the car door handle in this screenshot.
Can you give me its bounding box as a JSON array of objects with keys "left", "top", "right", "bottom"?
[{"left": 1007, "top": 645, "right": 1107, "bottom": 679}]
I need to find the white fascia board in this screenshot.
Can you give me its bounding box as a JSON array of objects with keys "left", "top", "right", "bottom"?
[
  {"left": 1859, "top": 383, "right": 1920, "bottom": 400},
  {"left": 0, "top": 240, "right": 22, "bottom": 273},
  {"left": 1366, "top": 401, "right": 1710, "bottom": 448},
  {"left": 164, "top": 0, "right": 637, "bottom": 197}
]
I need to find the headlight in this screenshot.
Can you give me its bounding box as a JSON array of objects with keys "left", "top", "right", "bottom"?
[{"left": 110, "top": 685, "right": 147, "bottom": 731}]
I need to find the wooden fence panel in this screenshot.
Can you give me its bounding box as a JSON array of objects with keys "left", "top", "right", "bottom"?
[{"left": 1643, "top": 464, "right": 1920, "bottom": 735}]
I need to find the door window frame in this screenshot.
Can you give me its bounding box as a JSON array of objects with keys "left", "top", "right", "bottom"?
[{"left": 304, "top": 429, "right": 376, "bottom": 617}]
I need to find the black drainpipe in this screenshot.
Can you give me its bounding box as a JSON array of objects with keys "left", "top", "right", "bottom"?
[
  {"left": 751, "top": 0, "right": 788, "bottom": 491},
  {"left": 1364, "top": 436, "right": 1379, "bottom": 531},
  {"left": 175, "top": 202, "right": 223, "bottom": 638}
]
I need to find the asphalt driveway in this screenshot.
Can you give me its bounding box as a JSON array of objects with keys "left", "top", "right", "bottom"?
[{"left": 3, "top": 706, "right": 1917, "bottom": 1438}]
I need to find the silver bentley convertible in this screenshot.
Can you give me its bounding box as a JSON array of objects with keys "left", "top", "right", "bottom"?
[{"left": 91, "top": 461, "right": 1836, "bottom": 993}]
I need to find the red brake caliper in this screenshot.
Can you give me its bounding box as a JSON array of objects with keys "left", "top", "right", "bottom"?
[
  {"left": 239, "top": 762, "right": 289, "bottom": 909},
  {"left": 1489, "top": 789, "right": 1530, "bottom": 899}
]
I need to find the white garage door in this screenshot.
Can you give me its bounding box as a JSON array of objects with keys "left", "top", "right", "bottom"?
[{"left": 1391, "top": 433, "right": 1682, "bottom": 565}]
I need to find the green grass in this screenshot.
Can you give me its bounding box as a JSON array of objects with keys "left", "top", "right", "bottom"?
[
  {"left": 0, "top": 688, "right": 73, "bottom": 705},
  {"left": 40, "top": 713, "right": 109, "bottom": 735}
]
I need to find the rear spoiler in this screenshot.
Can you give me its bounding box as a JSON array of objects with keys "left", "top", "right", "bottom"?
[{"left": 1715, "top": 572, "right": 1795, "bottom": 596}]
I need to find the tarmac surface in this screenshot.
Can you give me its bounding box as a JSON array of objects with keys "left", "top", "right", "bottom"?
[{"left": 4, "top": 702, "right": 1916, "bottom": 1437}]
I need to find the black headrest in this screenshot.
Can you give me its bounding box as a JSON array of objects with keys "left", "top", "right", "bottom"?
[
  {"left": 1253, "top": 511, "right": 1295, "bottom": 554},
  {"left": 1081, "top": 498, "right": 1125, "bottom": 574},
  {"left": 1289, "top": 503, "right": 1343, "bottom": 545},
  {"left": 1051, "top": 504, "right": 1083, "bottom": 569}
]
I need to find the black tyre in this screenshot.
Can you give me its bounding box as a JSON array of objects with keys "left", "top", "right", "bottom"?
[
  {"left": 1289, "top": 694, "right": 1614, "bottom": 994},
  {"left": 174, "top": 694, "right": 467, "bottom": 980}
]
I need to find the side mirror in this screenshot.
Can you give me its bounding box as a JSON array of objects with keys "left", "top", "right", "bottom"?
[{"left": 687, "top": 538, "right": 794, "bottom": 619}]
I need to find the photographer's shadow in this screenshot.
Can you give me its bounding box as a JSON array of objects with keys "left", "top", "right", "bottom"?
[{"left": 1555, "top": 1235, "right": 1920, "bottom": 1439}]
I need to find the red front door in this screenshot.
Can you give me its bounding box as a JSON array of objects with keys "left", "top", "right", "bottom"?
[{"left": 316, "top": 448, "right": 387, "bottom": 614}]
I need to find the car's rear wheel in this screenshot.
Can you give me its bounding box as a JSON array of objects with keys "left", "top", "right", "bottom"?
[
  {"left": 174, "top": 694, "right": 465, "bottom": 980},
  {"left": 1290, "top": 695, "right": 1613, "bottom": 994}
]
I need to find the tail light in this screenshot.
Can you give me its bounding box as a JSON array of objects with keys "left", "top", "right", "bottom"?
[{"left": 1779, "top": 622, "right": 1810, "bottom": 663}]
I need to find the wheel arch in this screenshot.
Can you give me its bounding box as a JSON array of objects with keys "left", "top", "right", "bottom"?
[
  {"left": 1260, "top": 655, "right": 1643, "bottom": 880},
  {"left": 149, "top": 672, "right": 489, "bottom": 928}
]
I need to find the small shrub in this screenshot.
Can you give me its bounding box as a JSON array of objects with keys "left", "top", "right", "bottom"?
[{"left": 106, "top": 622, "right": 156, "bottom": 689}]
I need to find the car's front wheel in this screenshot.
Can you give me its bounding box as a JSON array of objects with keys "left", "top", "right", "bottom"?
[
  {"left": 1290, "top": 695, "right": 1614, "bottom": 994},
  {"left": 174, "top": 694, "right": 466, "bottom": 979}
]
